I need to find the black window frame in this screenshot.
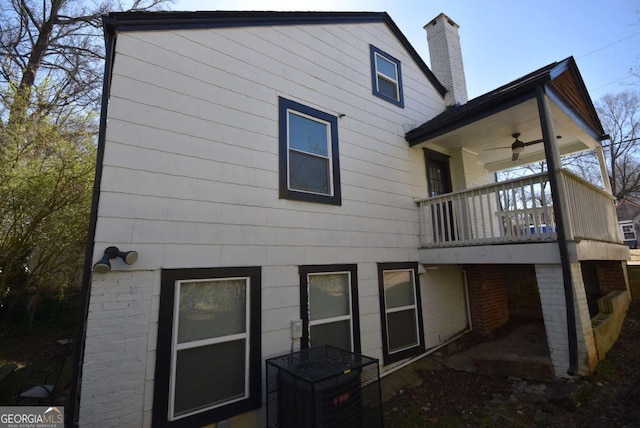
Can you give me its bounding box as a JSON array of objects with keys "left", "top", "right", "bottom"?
[
  {"left": 299, "top": 264, "right": 361, "bottom": 353},
  {"left": 369, "top": 45, "right": 404, "bottom": 108},
  {"left": 153, "top": 266, "right": 261, "bottom": 427},
  {"left": 377, "top": 262, "right": 425, "bottom": 365},
  {"left": 278, "top": 97, "right": 341, "bottom": 205}
]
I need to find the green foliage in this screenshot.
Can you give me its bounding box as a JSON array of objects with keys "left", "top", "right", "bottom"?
[{"left": 0, "top": 100, "right": 95, "bottom": 327}]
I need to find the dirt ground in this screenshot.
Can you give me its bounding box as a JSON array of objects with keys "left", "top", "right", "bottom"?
[{"left": 383, "top": 299, "right": 640, "bottom": 427}]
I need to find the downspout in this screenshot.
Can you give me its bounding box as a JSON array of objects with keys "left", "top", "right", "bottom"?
[
  {"left": 68, "top": 21, "right": 117, "bottom": 427},
  {"left": 535, "top": 85, "right": 578, "bottom": 376}
]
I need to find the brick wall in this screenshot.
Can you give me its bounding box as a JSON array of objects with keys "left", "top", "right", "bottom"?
[
  {"left": 425, "top": 13, "right": 468, "bottom": 106},
  {"left": 503, "top": 265, "right": 542, "bottom": 319},
  {"left": 595, "top": 261, "right": 629, "bottom": 294},
  {"left": 465, "top": 265, "right": 509, "bottom": 334}
]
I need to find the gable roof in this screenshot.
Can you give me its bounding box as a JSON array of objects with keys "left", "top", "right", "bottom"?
[
  {"left": 405, "top": 56, "right": 605, "bottom": 146},
  {"left": 102, "top": 10, "right": 447, "bottom": 97},
  {"left": 617, "top": 199, "right": 640, "bottom": 222}
]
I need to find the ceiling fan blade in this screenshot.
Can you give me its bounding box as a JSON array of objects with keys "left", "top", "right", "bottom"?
[
  {"left": 524, "top": 135, "right": 562, "bottom": 146},
  {"left": 524, "top": 139, "right": 544, "bottom": 147}
]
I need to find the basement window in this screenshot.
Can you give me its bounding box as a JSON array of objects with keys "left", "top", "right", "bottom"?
[
  {"left": 378, "top": 262, "right": 425, "bottom": 365},
  {"left": 153, "top": 267, "right": 261, "bottom": 426}
]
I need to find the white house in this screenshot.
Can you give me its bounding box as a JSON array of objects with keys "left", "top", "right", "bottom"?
[{"left": 71, "top": 10, "right": 631, "bottom": 428}]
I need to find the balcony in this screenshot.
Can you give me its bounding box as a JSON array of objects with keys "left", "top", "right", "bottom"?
[{"left": 416, "top": 170, "right": 625, "bottom": 264}]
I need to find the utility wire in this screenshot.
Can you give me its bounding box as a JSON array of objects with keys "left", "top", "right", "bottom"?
[
  {"left": 601, "top": 137, "right": 640, "bottom": 148},
  {"left": 576, "top": 30, "right": 640, "bottom": 93},
  {"left": 577, "top": 30, "right": 640, "bottom": 60},
  {"left": 591, "top": 74, "right": 636, "bottom": 92}
]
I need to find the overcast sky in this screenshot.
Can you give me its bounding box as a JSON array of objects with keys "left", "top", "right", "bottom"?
[{"left": 171, "top": 0, "right": 640, "bottom": 100}]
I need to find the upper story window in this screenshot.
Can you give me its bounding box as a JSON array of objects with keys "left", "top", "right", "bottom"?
[
  {"left": 370, "top": 45, "right": 404, "bottom": 107},
  {"left": 279, "top": 97, "right": 341, "bottom": 205}
]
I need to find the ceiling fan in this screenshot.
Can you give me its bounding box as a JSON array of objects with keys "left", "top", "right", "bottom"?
[{"left": 486, "top": 133, "right": 561, "bottom": 161}]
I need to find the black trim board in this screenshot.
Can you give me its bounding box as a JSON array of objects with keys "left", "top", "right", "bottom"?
[{"left": 68, "top": 28, "right": 116, "bottom": 428}]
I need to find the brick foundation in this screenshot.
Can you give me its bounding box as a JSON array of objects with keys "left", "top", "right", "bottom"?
[
  {"left": 465, "top": 265, "right": 509, "bottom": 334},
  {"left": 504, "top": 265, "right": 542, "bottom": 319},
  {"left": 596, "top": 261, "right": 629, "bottom": 294}
]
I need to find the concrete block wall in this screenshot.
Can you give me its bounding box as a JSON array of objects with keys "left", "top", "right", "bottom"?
[{"left": 465, "top": 264, "right": 509, "bottom": 334}]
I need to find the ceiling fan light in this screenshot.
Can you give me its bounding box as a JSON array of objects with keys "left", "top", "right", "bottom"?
[{"left": 512, "top": 145, "right": 524, "bottom": 153}]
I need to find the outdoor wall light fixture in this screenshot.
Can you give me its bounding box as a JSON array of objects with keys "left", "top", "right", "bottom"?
[{"left": 92, "top": 246, "right": 139, "bottom": 273}]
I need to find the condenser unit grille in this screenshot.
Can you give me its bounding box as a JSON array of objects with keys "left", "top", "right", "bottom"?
[{"left": 266, "top": 345, "right": 382, "bottom": 428}]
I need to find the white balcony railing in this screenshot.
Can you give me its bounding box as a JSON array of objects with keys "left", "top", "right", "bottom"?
[{"left": 417, "top": 170, "right": 622, "bottom": 248}]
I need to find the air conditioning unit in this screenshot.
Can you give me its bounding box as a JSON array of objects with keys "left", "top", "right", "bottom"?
[{"left": 266, "top": 345, "right": 382, "bottom": 428}]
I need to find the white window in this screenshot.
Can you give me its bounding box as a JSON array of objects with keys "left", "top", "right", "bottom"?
[
  {"left": 621, "top": 223, "right": 636, "bottom": 240},
  {"left": 370, "top": 45, "right": 404, "bottom": 107},
  {"left": 300, "top": 265, "right": 360, "bottom": 352},
  {"left": 279, "top": 97, "right": 341, "bottom": 205},
  {"left": 154, "top": 267, "right": 261, "bottom": 426},
  {"left": 288, "top": 111, "right": 332, "bottom": 195},
  {"left": 378, "top": 263, "right": 424, "bottom": 365},
  {"left": 170, "top": 277, "right": 249, "bottom": 418}
]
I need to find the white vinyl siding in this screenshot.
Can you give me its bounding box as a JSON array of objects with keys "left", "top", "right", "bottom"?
[{"left": 81, "top": 20, "right": 455, "bottom": 427}]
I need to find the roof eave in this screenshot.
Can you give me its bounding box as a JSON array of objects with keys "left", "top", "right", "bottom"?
[
  {"left": 406, "top": 71, "right": 551, "bottom": 146},
  {"left": 406, "top": 56, "right": 606, "bottom": 147}
]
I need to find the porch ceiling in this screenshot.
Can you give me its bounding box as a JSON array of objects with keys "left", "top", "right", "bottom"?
[{"left": 417, "top": 95, "right": 601, "bottom": 173}]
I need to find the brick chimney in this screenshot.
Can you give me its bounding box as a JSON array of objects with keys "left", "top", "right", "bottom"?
[{"left": 425, "top": 13, "right": 468, "bottom": 106}]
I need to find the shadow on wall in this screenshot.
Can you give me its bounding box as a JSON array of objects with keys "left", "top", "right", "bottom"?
[{"left": 591, "top": 290, "right": 630, "bottom": 362}]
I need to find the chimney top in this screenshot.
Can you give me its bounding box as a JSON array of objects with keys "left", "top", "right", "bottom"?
[
  {"left": 425, "top": 13, "right": 460, "bottom": 31},
  {"left": 425, "top": 13, "right": 468, "bottom": 106}
]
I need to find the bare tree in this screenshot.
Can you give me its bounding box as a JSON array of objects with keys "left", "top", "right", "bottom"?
[
  {"left": 0, "top": 0, "right": 172, "bottom": 327},
  {"left": 497, "top": 92, "right": 640, "bottom": 202},
  {"left": 0, "top": 0, "right": 171, "bottom": 127},
  {"left": 597, "top": 91, "right": 640, "bottom": 200}
]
